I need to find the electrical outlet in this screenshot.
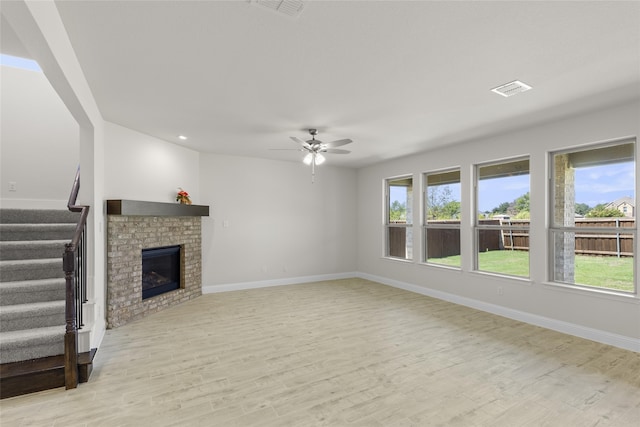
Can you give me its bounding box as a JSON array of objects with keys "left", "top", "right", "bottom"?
[{"left": 8, "top": 181, "right": 17, "bottom": 192}]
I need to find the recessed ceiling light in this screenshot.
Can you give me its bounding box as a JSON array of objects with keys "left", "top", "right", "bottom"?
[
  {"left": 178, "top": 135, "right": 188, "bottom": 140},
  {"left": 491, "top": 80, "right": 532, "bottom": 98}
]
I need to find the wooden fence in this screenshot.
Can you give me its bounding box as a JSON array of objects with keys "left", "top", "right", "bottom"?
[
  {"left": 421, "top": 218, "right": 635, "bottom": 258},
  {"left": 565, "top": 218, "right": 633, "bottom": 257},
  {"left": 388, "top": 224, "right": 407, "bottom": 258}
]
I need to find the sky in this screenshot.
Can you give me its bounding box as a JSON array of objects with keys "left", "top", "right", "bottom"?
[
  {"left": 575, "top": 162, "right": 635, "bottom": 208},
  {"left": 0, "top": 54, "right": 42, "bottom": 72},
  {"left": 477, "top": 162, "right": 634, "bottom": 212},
  {"left": 390, "top": 161, "right": 635, "bottom": 214}
]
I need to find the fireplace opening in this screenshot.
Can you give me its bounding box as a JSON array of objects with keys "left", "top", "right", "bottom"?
[{"left": 141, "top": 245, "right": 181, "bottom": 299}]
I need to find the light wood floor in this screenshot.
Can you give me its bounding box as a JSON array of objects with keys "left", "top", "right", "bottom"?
[{"left": 1, "top": 278, "right": 639, "bottom": 426}]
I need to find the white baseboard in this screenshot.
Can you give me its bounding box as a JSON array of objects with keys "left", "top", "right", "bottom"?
[
  {"left": 202, "top": 272, "right": 359, "bottom": 294},
  {"left": 356, "top": 272, "right": 640, "bottom": 353}
]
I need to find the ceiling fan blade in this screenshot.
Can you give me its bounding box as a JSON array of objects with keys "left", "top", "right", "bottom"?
[
  {"left": 290, "top": 136, "right": 311, "bottom": 149},
  {"left": 269, "top": 148, "right": 303, "bottom": 151},
  {"left": 324, "top": 139, "right": 352, "bottom": 148},
  {"left": 323, "top": 148, "right": 351, "bottom": 154}
]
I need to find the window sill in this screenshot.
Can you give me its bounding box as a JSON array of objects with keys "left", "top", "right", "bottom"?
[
  {"left": 381, "top": 256, "right": 414, "bottom": 264},
  {"left": 418, "top": 262, "right": 462, "bottom": 272}
]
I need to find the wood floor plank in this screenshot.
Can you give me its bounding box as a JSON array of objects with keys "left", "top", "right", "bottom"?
[{"left": 1, "top": 278, "right": 638, "bottom": 426}]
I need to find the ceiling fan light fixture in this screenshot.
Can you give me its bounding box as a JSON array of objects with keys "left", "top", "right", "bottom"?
[
  {"left": 303, "top": 153, "right": 313, "bottom": 165},
  {"left": 275, "top": 129, "right": 353, "bottom": 182}
]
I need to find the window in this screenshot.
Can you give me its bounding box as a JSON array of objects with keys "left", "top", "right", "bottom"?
[
  {"left": 550, "top": 140, "right": 635, "bottom": 293},
  {"left": 423, "top": 170, "right": 461, "bottom": 267},
  {"left": 385, "top": 176, "right": 413, "bottom": 260},
  {"left": 475, "top": 158, "right": 530, "bottom": 278}
]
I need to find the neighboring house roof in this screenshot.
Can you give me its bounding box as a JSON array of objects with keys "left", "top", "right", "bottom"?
[{"left": 606, "top": 196, "right": 635, "bottom": 209}]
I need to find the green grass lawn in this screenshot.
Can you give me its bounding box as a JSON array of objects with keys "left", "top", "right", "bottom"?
[{"left": 428, "top": 250, "right": 634, "bottom": 292}]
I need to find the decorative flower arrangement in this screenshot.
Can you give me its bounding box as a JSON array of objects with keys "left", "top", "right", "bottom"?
[{"left": 176, "top": 188, "right": 192, "bottom": 205}]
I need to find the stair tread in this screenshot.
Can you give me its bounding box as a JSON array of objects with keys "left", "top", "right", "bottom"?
[
  {"left": 0, "top": 240, "right": 68, "bottom": 246},
  {"left": 0, "top": 240, "right": 68, "bottom": 261},
  {"left": 0, "top": 278, "right": 65, "bottom": 288},
  {"left": 1, "top": 300, "right": 65, "bottom": 312},
  {"left": 0, "top": 209, "right": 80, "bottom": 224},
  {"left": 0, "top": 258, "right": 61, "bottom": 266},
  {"left": 0, "top": 224, "right": 76, "bottom": 242},
  {"left": 0, "top": 223, "right": 75, "bottom": 228},
  {"left": 0, "top": 325, "right": 64, "bottom": 344},
  {"left": 0, "top": 279, "right": 65, "bottom": 306}
]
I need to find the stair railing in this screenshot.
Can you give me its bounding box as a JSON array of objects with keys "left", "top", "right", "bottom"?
[{"left": 63, "top": 166, "right": 89, "bottom": 390}]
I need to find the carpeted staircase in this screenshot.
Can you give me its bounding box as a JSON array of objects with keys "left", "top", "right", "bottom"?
[{"left": 0, "top": 208, "right": 78, "bottom": 397}]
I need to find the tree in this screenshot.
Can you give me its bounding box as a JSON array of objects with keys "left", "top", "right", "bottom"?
[
  {"left": 492, "top": 202, "right": 510, "bottom": 215},
  {"left": 427, "top": 185, "right": 457, "bottom": 219},
  {"left": 389, "top": 200, "right": 406, "bottom": 221},
  {"left": 514, "top": 192, "right": 530, "bottom": 213},
  {"left": 575, "top": 203, "right": 591, "bottom": 216},
  {"left": 586, "top": 204, "right": 623, "bottom": 218},
  {"left": 440, "top": 201, "right": 461, "bottom": 220},
  {"left": 490, "top": 193, "right": 529, "bottom": 218}
]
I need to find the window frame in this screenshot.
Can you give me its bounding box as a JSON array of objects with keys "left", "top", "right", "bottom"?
[
  {"left": 422, "top": 168, "right": 461, "bottom": 268},
  {"left": 548, "top": 138, "right": 636, "bottom": 295},
  {"left": 474, "top": 156, "right": 531, "bottom": 278},
  {"left": 384, "top": 175, "right": 413, "bottom": 260}
]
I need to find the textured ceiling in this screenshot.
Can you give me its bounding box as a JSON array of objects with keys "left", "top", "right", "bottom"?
[{"left": 27, "top": 1, "right": 640, "bottom": 167}]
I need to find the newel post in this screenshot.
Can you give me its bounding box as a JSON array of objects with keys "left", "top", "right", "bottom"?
[{"left": 63, "top": 244, "right": 79, "bottom": 389}]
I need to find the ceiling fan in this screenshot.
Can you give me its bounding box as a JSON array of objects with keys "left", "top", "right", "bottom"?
[{"left": 273, "top": 129, "right": 353, "bottom": 182}]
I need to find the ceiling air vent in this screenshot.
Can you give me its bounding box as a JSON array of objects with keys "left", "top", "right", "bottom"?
[
  {"left": 254, "top": 0, "right": 305, "bottom": 18},
  {"left": 491, "top": 80, "right": 532, "bottom": 98}
]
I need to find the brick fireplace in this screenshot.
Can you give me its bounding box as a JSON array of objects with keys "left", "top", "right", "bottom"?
[{"left": 106, "top": 200, "right": 209, "bottom": 328}]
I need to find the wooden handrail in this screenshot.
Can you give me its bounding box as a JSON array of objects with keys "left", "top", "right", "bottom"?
[
  {"left": 63, "top": 166, "right": 90, "bottom": 390},
  {"left": 67, "top": 166, "right": 82, "bottom": 212}
]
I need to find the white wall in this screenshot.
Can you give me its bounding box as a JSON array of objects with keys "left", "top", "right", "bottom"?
[
  {"left": 103, "top": 122, "right": 199, "bottom": 203},
  {"left": 200, "top": 153, "right": 357, "bottom": 288},
  {"left": 357, "top": 101, "right": 640, "bottom": 350},
  {"left": 0, "top": 64, "right": 79, "bottom": 208}
]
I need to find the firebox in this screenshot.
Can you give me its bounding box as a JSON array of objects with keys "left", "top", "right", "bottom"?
[{"left": 141, "top": 245, "right": 181, "bottom": 299}]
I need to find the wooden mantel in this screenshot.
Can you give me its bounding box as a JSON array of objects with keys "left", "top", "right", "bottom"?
[{"left": 106, "top": 199, "right": 210, "bottom": 217}]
